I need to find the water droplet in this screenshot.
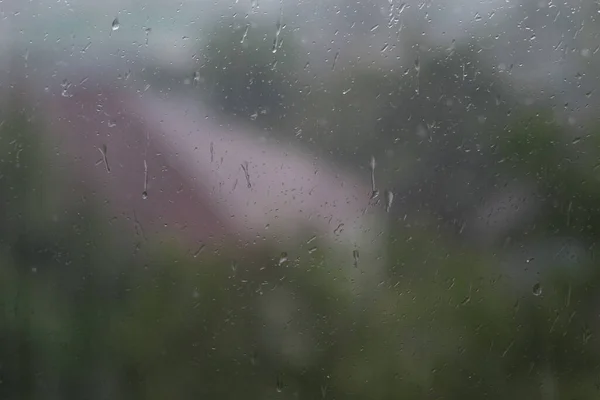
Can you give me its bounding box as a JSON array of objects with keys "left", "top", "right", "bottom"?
[
  {"left": 276, "top": 375, "right": 284, "bottom": 392},
  {"left": 241, "top": 161, "right": 251, "bottom": 188},
  {"left": 193, "top": 244, "right": 206, "bottom": 258},
  {"left": 526, "top": 257, "right": 535, "bottom": 263},
  {"left": 111, "top": 17, "right": 120, "bottom": 31},
  {"left": 532, "top": 283, "right": 542, "bottom": 296},
  {"left": 97, "top": 145, "right": 110, "bottom": 173},
  {"left": 272, "top": 19, "right": 282, "bottom": 53},
  {"left": 60, "top": 79, "right": 72, "bottom": 97},
  {"left": 332, "top": 51, "right": 339, "bottom": 71},
  {"left": 308, "top": 247, "right": 318, "bottom": 254},
  {"left": 333, "top": 223, "right": 344, "bottom": 235},
  {"left": 385, "top": 189, "right": 394, "bottom": 212},
  {"left": 474, "top": 12, "right": 482, "bottom": 21},
  {"left": 278, "top": 252, "right": 288, "bottom": 266},
  {"left": 250, "top": 351, "right": 258, "bottom": 365},
  {"left": 583, "top": 327, "right": 593, "bottom": 344},
  {"left": 192, "top": 71, "right": 202, "bottom": 86},
  {"left": 369, "top": 156, "right": 377, "bottom": 196},
  {"left": 143, "top": 159, "right": 149, "bottom": 197},
  {"left": 353, "top": 249, "right": 360, "bottom": 267},
  {"left": 241, "top": 24, "right": 249, "bottom": 44},
  {"left": 414, "top": 56, "right": 421, "bottom": 94}
]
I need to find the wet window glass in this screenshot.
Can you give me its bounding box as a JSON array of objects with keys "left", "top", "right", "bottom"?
[{"left": 2, "top": 0, "right": 600, "bottom": 398}]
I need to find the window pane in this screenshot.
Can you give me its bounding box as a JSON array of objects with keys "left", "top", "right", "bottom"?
[{"left": 1, "top": 0, "right": 599, "bottom": 398}]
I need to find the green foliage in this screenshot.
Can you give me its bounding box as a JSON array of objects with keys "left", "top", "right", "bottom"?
[
  {"left": 4, "top": 52, "right": 600, "bottom": 400},
  {"left": 498, "top": 110, "right": 600, "bottom": 240}
]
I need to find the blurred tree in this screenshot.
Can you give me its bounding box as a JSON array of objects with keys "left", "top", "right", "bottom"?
[
  {"left": 198, "top": 16, "right": 301, "bottom": 128},
  {"left": 3, "top": 36, "right": 600, "bottom": 400}
]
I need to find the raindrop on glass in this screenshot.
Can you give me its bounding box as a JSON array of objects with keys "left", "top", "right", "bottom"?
[
  {"left": 272, "top": 19, "right": 282, "bottom": 53},
  {"left": 370, "top": 190, "right": 379, "bottom": 201},
  {"left": 60, "top": 79, "right": 72, "bottom": 97},
  {"left": 532, "top": 283, "right": 542, "bottom": 296},
  {"left": 111, "top": 17, "right": 120, "bottom": 31},
  {"left": 370, "top": 155, "right": 377, "bottom": 195},
  {"left": 332, "top": 51, "right": 339, "bottom": 71},
  {"left": 193, "top": 244, "right": 206, "bottom": 258},
  {"left": 385, "top": 189, "right": 394, "bottom": 213},
  {"left": 276, "top": 375, "right": 284, "bottom": 393},
  {"left": 241, "top": 24, "right": 249, "bottom": 44},
  {"left": 278, "top": 252, "right": 288, "bottom": 266}
]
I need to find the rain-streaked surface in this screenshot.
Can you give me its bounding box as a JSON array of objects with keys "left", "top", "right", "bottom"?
[{"left": 2, "top": 0, "right": 600, "bottom": 398}]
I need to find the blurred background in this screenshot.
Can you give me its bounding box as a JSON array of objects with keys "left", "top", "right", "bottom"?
[{"left": 2, "top": 0, "right": 600, "bottom": 398}]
